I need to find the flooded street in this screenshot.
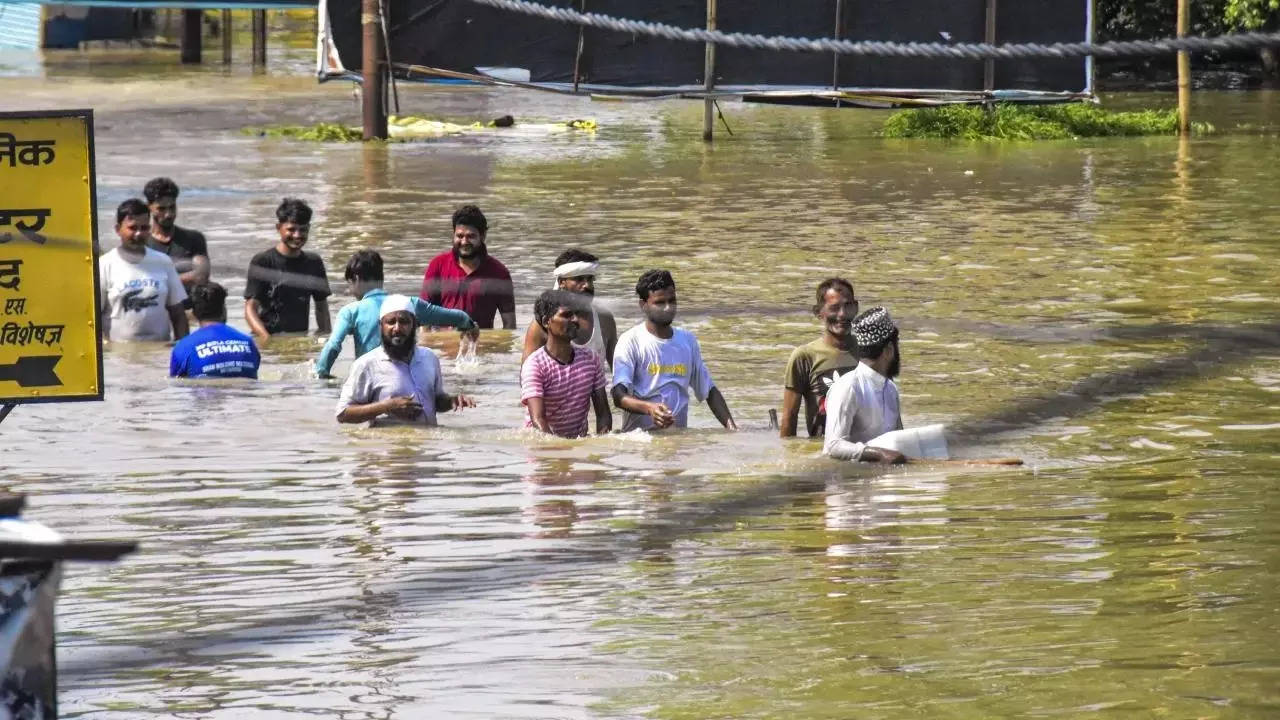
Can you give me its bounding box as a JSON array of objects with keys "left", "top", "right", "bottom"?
[{"left": 2, "top": 41, "right": 1280, "bottom": 718}]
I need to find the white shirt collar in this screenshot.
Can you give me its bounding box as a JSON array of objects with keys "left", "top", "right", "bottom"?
[{"left": 856, "top": 361, "right": 888, "bottom": 388}]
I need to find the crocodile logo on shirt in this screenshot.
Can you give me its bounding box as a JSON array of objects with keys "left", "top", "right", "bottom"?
[{"left": 121, "top": 288, "right": 160, "bottom": 313}]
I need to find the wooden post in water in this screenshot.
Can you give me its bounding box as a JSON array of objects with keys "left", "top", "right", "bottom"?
[
  {"left": 572, "top": 0, "right": 586, "bottom": 93},
  {"left": 180, "top": 9, "right": 202, "bottom": 64},
  {"left": 702, "top": 0, "right": 717, "bottom": 142},
  {"left": 983, "top": 0, "right": 997, "bottom": 93},
  {"left": 362, "top": 0, "right": 388, "bottom": 140},
  {"left": 1176, "top": 0, "right": 1191, "bottom": 134},
  {"left": 251, "top": 10, "right": 267, "bottom": 67},
  {"left": 221, "top": 9, "right": 232, "bottom": 65}
]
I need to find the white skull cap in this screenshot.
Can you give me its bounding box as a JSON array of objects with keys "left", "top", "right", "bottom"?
[{"left": 379, "top": 294, "right": 416, "bottom": 320}]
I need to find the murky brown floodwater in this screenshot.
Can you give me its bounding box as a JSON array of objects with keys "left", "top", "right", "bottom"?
[{"left": 2, "top": 36, "right": 1279, "bottom": 719}]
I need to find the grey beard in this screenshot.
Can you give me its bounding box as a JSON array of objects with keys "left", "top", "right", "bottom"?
[{"left": 382, "top": 334, "right": 414, "bottom": 360}]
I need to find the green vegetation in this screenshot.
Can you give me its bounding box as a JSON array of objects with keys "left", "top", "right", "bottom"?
[
  {"left": 881, "top": 103, "right": 1214, "bottom": 140},
  {"left": 242, "top": 123, "right": 367, "bottom": 142}
]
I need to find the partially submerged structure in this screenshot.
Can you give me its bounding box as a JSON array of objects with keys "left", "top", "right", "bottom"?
[{"left": 317, "top": 0, "right": 1095, "bottom": 107}]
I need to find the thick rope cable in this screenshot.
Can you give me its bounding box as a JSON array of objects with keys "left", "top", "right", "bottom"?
[{"left": 465, "top": 0, "right": 1280, "bottom": 60}]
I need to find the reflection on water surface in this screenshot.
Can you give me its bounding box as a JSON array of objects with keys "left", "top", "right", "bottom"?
[{"left": 2, "top": 48, "right": 1279, "bottom": 718}]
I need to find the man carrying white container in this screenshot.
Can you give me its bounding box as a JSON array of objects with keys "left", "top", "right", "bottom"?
[{"left": 823, "top": 306, "right": 948, "bottom": 464}]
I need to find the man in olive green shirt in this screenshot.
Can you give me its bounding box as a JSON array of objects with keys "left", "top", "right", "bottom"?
[{"left": 780, "top": 277, "right": 860, "bottom": 438}]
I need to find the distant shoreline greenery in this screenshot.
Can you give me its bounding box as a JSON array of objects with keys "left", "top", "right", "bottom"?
[{"left": 881, "top": 103, "right": 1215, "bottom": 140}]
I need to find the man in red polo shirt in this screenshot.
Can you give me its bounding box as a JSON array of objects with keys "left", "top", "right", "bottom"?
[{"left": 419, "top": 204, "right": 517, "bottom": 329}]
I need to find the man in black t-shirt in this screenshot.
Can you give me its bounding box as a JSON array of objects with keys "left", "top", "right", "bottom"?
[
  {"left": 144, "top": 177, "right": 210, "bottom": 291},
  {"left": 244, "top": 198, "right": 332, "bottom": 337}
]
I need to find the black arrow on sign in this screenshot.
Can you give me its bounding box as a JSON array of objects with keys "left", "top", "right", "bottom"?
[{"left": 0, "top": 355, "right": 63, "bottom": 387}]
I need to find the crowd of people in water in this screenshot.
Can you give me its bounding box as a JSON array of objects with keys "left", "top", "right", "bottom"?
[{"left": 99, "top": 178, "right": 918, "bottom": 464}]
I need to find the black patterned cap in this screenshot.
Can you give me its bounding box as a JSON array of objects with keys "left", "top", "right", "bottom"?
[{"left": 853, "top": 306, "right": 896, "bottom": 347}]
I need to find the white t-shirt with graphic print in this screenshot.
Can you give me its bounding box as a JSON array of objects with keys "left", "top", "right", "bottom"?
[
  {"left": 99, "top": 247, "right": 187, "bottom": 342},
  {"left": 611, "top": 324, "right": 714, "bottom": 431}
]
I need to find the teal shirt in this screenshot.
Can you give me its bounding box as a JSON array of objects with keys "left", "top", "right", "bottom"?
[{"left": 314, "top": 288, "right": 475, "bottom": 377}]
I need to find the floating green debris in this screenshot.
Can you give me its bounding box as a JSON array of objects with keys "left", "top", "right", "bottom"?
[
  {"left": 242, "top": 123, "right": 367, "bottom": 142},
  {"left": 243, "top": 116, "right": 599, "bottom": 143},
  {"left": 881, "top": 103, "right": 1214, "bottom": 140}
]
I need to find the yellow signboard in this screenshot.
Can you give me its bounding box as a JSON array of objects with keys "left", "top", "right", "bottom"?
[{"left": 0, "top": 110, "right": 103, "bottom": 404}]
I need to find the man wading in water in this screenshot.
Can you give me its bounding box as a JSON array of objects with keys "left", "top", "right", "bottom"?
[
  {"left": 144, "top": 177, "right": 210, "bottom": 293},
  {"left": 779, "top": 277, "right": 860, "bottom": 438},
  {"left": 521, "top": 290, "right": 612, "bottom": 438},
  {"left": 419, "top": 204, "right": 516, "bottom": 330},
  {"left": 822, "top": 306, "right": 908, "bottom": 464},
  {"left": 611, "top": 269, "right": 736, "bottom": 432},
  {"left": 521, "top": 249, "right": 618, "bottom": 368},
  {"left": 336, "top": 295, "right": 476, "bottom": 426},
  {"left": 244, "top": 198, "right": 332, "bottom": 339}
]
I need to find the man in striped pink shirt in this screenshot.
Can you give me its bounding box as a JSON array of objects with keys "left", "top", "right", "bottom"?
[{"left": 521, "top": 290, "right": 612, "bottom": 438}]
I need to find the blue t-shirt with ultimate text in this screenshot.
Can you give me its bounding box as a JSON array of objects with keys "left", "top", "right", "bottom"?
[{"left": 169, "top": 323, "right": 261, "bottom": 379}]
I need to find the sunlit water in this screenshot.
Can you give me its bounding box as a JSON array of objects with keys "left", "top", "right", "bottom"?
[{"left": 2, "top": 40, "right": 1279, "bottom": 718}]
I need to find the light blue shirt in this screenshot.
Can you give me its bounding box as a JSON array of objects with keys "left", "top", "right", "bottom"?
[{"left": 315, "top": 287, "right": 475, "bottom": 377}]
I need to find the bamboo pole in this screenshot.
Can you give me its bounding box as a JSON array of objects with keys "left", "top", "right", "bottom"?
[
  {"left": 251, "top": 10, "right": 267, "bottom": 67},
  {"left": 572, "top": 0, "right": 586, "bottom": 93},
  {"left": 362, "top": 0, "right": 388, "bottom": 140},
  {"left": 702, "top": 0, "right": 717, "bottom": 142},
  {"left": 983, "top": 0, "right": 997, "bottom": 92},
  {"left": 221, "top": 9, "right": 232, "bottom": 65},
  {"left": 1176, "top": 0, "right": 1191, "bottom": 135},
  {"left": 831, "top": 0, "right": 844, "bottom": 92}
]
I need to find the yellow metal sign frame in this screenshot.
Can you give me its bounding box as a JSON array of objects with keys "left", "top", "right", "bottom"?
[{"left": 0, "top": 109, "right": 103, "bottom": 405}]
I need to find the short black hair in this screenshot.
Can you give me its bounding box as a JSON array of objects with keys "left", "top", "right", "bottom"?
[
  {"left": 554, "top": 248, "right": 598, "bottom": 268},
  {"left": 115, "top": 198, "right": 149, "bottom": 225},
  {"left": 451, "top": 204, "right": 487, "bottom": 235},
  {"left": 635, "top": 269, "right": 675, "bottom": 301},
  {"left": 276, "top": 198, "right": 312, "bottom": 225},
  {"left": 534, "top": 289, "right": 588, "bottom": 329},
  {"left": 189, "top": 281, "right": 228, "bottom": 322},
  {"left": 344, "top": 249, "right": 383, "bottom": 282},
  {"left": 143, "top": 177, "right": 179, "bottom": 204},
  {"left": 814, "top": 277, "right": 855, "bottom": 310}
]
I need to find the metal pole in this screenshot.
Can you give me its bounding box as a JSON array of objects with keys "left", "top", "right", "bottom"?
[
  {"left": 251, "top": 9, "right": 267, "bottom": 67},
  {"left": 983, "top": 0, "right": 997, "bottom": 92},
  {"left": 221, "top": 9, "right": 232, "bottom": 65},
  {"left": 180, "top": 8, "right": 202, "bottom": 64},
  {"left": 362, "top": 0, "right": 388, "bottom": 139},
  {"left": 702, "top": 0, "right": 717, "bottom": 143},
  {"left": 1176, "top": 0, "right": 1191, "bottom": 135}
]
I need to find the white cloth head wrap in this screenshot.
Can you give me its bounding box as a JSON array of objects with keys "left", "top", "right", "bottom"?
[
  {"left": 379, "top": 294, "right": 416, "bottom": 320},
  {"left": 552, "top": 261, "right": 599, "bottom": 288}
]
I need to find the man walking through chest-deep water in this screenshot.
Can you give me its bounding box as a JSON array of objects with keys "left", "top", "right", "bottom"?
[
  {"left": 521, "top": 249, "right": 617, "bottom": 368},
  {"left": 99, "top": 198, "right": 189, "bottom": 343},
  {"left": 336, "top": 295, "right": 475, "bottom": 426},
  {"left": 521, "top": 290, "right": 612, "bottom": 438},
  {"left": 170, "top": 282, "right": 260, "bottom": 379},
  {"left": 611, "top": 269, "right": 736, "bottom": 432},
  {"left": 244, "top": 198, "right": 332, "bottom": 338},
  {"left": 144, "top": 177, "right": 210, "bottom": 292},
  {"left": 780, "top": 277, "right": 860, "bottom": 438},
  {"left": 823, "top": 306, "right": 908, "bottom": 464},
  {"left": 420, "top": 204, "right": 516, "bottom": 330}
]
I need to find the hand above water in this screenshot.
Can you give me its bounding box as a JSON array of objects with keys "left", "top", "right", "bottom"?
[
  {"left": 384, "top": 395, "right": 424, "bottom": 420},
  {"left": 862, "top": 446, "right": 907, "bottom": 464},
  {"left": 645, "top": 401, "right": 675, "bottom": 429}
]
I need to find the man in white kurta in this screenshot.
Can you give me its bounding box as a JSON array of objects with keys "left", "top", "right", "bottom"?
[{"left": 823, "top": 306, "right": 909, "bottom": 464}]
